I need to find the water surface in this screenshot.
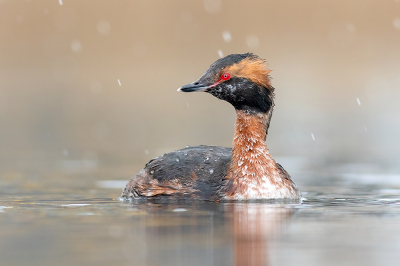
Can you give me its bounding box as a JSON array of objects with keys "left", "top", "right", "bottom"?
[{"left": 1, "top": 169, "right": 400, "bottom": 266}]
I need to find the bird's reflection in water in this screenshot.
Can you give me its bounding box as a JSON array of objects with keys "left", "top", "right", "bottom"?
[
  {"left": 226, "top": 202, "right": 294, "bottom": 266},
  {"left": 122, "top": 200, "right": 295, "bottom": 266}
]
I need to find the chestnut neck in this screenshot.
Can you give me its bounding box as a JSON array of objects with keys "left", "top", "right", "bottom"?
[
  {"left": 230, "top": 109, "right": 276, "bottom": 178},
  {"left": 233, "top": 110, "right": 270, "bottom": 141}
]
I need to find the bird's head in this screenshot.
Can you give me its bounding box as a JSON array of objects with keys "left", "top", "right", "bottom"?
[{"left": 178, "top": 53, "right": 275, "bottom": 114}]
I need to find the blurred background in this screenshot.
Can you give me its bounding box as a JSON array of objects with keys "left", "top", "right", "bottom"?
[{"left": 1, "top": 0, "right": 400, "bottom": 182}]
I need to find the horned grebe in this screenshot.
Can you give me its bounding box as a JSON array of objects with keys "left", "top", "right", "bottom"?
[{"left": 122, "top": 53, "right": 301, "bottom": 201}]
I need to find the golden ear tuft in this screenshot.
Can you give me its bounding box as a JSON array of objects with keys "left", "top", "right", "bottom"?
[{"left": 223, "top": 58, "right": 272, "bottom": 88}]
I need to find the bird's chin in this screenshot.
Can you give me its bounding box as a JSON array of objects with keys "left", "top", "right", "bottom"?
[{"left": 207, "top": 89, "right": 223, "bottom": 99}]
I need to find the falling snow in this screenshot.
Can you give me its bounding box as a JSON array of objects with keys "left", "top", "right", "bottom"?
[
  {"left": 118, "top": 79, "right": 121, "bottom": 86},
  {"left": 311, "top": 133, "right": 315, "bottom": 141},
  {"left": 97, "top": 20, "right": 111, "bottom": 35},
  {"left": 203, "top": 0, "right": 222, "bottom": 14},
  {"left": 71, "top": 40, "right": 81, "bottom": 52},
  {"left": 357, "top": 98, "right": 361, "bottom": 105},
  {"left": 393, "top": 18, "right": 400, "bottom": 29},
  {"left": 59, "top": 0, "right": 63, "bottom": 5},
  {"left": 218, "top": 50, "right": 223, "bottom": 58},
  {"left": 222, "top": 31, "right": 232, "bottom": 42},
  {"left": 246, "top": 35, "right": 260, "bottom": 49}
]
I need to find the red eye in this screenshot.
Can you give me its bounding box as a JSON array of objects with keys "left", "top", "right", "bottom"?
[{"left": 221, "top": 73, "right": 230, "bottom": 81}]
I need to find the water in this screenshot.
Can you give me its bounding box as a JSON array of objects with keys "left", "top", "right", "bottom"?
[{"left": 1, "top": 168, "right": 400, "bottom": 266}]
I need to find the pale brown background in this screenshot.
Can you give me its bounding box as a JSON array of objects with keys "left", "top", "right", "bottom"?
[{"left": 1, "top": 0, "right": 400, "bottom": 177}]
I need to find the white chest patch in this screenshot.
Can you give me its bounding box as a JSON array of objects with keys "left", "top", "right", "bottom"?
[{"left": 227, "top": 139, "right": 299, "bottom": 199}]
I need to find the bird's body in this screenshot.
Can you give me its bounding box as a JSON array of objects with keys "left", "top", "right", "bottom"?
[{"left": 121, "top": 53, "right": 301, "bottom": 201}]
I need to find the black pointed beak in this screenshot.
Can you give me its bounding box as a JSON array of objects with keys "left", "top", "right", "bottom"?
[{"left": 177, "top": 81, "right": 209, "bottom": 92}]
